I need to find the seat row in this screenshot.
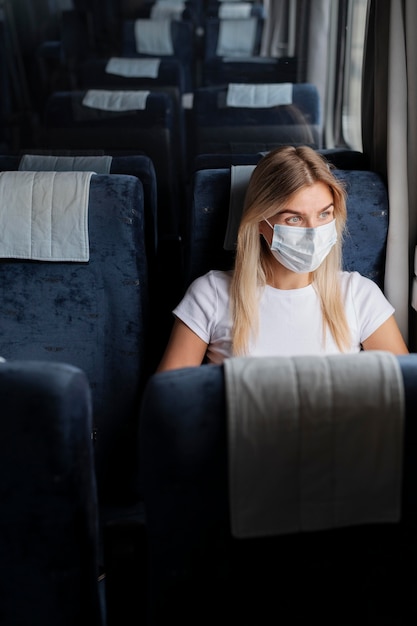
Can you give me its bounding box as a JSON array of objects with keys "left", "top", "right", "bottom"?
[
  {"left": 37, "top": 2, "right": 293, "bottom": 94},
  {"left": 0, "top": 152, "right": 416, "bottom": 624},
  {"left": 24, "top": 80, "right": 321, "bottom": 243},
  {"left": 3, "top": 350, "right": 417, "bottom": 625}
]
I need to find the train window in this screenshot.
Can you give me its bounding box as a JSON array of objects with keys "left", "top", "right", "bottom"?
[{"left": 342, "top": 0, "right": 369, "bottom": 151}]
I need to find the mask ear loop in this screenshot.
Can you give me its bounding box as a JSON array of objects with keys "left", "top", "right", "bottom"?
[{"left": 264, "top": 218, "right": 274, "bottom": 230}]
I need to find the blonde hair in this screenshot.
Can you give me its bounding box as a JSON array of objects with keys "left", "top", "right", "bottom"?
[{"left": 230, "top": 145, "right": 350, "bottom": 355}]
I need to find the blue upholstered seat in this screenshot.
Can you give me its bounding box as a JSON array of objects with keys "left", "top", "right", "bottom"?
[
  {"left": 41, "top": 89, "right": 185, "bottom": 238},
  {"left": 77, "top": 56, "right": 187, "bottom": 96},
  {"left": 139, "top": 353, "right": 417, "bottom": 625},
  {"left": 0, "top": 360, "right": 105, "bottom": 626},
  {"left": 121, "top": 19, "right": 197, "bottom": 91},
  {"left": 183, "top": 166, "right": 389, "bottom": 289},
  {"left": 187, "top": 83, "right": 322, "bottom": 163},
  {"left": 203, "top": 15, "right": 265, "bottom": 60},
  {"left": 202, "top": 55, "right": 297, "bottom": 87},
  {"left": 0, "top": 173, "right": 149, "bottom": 509}
]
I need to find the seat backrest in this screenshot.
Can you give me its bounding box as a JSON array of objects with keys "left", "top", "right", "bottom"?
[
  {"left": 203, "top": 15, "right": 265, "bottom": 60},
  {"left": 202, "top": 55, "right": 298, "bottom": 87},
  {"left": 121, "top": 19, "right": 196, "bottom": 91},
  {"left": 188, "top": 83, "right": 322, "bottom": 160},
  {"left": 139, "top": 353, "right": 417, "bottom": 626},
  {"left": 0, "top": 172, "right": 149, "bottom": 507},
  {"left": 183, "top": 166, "right": 389, "bottom": 290},
  {"left": 77, "top": 56, "right": 187, "bottom": 96},
  {"left": 0, "top": 360, "right": 104, "bottom": 626},
  {"left": 41, "top": 89, "right": 185, "bottom": 238}
]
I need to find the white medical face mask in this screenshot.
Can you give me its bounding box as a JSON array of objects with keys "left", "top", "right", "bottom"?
[{"left": 264, "top": 218, "right": 338, "bottom": 273}]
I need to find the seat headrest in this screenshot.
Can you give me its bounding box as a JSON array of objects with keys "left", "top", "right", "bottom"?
[{"left": 0, "top": 171, "right": 93, "bottom": 262}]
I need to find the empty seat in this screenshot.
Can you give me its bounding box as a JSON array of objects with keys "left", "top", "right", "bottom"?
[
  {"left": 203, "top": 15, "right": 264, "bottom": 60},
  {"left": 199, "top": 4, "right": 296, "bottom": 87},
  {"left": 202, "top": 55, "right": 297, "bottom": 87},
  {"left": 187, "top": 82, "right": 322, "bottom": 164},
  {"left": 77, "top": 55, "right": 187, "bottom": 96},
  {"left": 139, "top": 352, "right": 417, "bottom": 625},
  {"left": 121, "top": 18, "right": 197, "bottom": 91},
  {"left": 40, "top": 89, "right": 185, "bottom": 238},
  {"left": 0, "top": 171, "right": 149, "bottom": 509},
  {"left": 0, "top": 359, "right": 105, "bottom": 626}
]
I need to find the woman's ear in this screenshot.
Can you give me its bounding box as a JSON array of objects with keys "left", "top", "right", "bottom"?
[{"left": 259, "top": 220, "right": 272, "bottom": 245}]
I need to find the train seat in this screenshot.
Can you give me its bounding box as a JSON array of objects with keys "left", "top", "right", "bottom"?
[
  {"left": 201, "top": 8, "right": 291, "bottom": 86},
  {"left": 0, "top": 171, "right": 149, "bottom": 510},
  {"left": 186, "top": 82, "right": 322, "bottom": 165},
  {"left": 0, "top": 359, "right": 105, "bottom": 626},
  {"left": 203, "top": 15, "right": 265, "bottom": 60},
  {"left": 40, "top": 89, "right": 186, "bottom": 239},
  {"left": 139, "top": 351, "right": 417, "bottom": 625},
  {"left": 77, "top": 55, "right": 187, "bottom": 97},
  {"left": 202, "top": 55, "right": 298, "bottom": 87},
  {"left": 183, "top": 165, "right": 389, "bottom": 289},
  {"left": 121, "top": 18, "right": 197, "bottom": 91}
]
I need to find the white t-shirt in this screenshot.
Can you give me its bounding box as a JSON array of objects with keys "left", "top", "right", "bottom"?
[{"left": 173, "top": 270, "right": 395, "bottom": 364}]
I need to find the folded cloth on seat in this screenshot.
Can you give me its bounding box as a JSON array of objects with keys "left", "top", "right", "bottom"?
[
  {"left": 0, "top": 171, "right": 94, "bottom": 262},
  {"left": 225, "top": 352, "right": 405, "bottom": 538},
  {"left": 105, "top": 57, "right": 161, "bottom": 78},
  {"left": 134, "top": 19, "right": 174, "bottom": 55},
  {"left": 19, "top": 154, "right": 112, "bottom": 174},
  {"left": 82, "top": 89, "right": 150, "bottom": 111},
  {"left": 226, "top": 82, "right": 293, "bottom": 107},
  {"left": 217, "top": 18, "right": 257, "bottom": 57}
]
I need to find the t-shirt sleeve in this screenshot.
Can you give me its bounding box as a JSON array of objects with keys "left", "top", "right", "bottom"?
[
  {"left": 349, "top": 272, "right": 395, "bottom": 342},
  {"left": 172, "top": 272, "right": 218, "bottom": 343}
]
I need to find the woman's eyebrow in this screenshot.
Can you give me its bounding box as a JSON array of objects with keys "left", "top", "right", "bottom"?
[{"left": 279, "top": 202, "right": 334, "bottom": 215}]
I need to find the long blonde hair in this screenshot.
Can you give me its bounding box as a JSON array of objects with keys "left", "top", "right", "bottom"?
[{"left": 230, "top": 145, "right": 350, "bottom": 355}]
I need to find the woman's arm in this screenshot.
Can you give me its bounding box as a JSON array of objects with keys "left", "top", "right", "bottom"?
[
  {"left": 156, "top": 318, "right": 209, "bottom": 372},
  {"left": 361, "top": 315, "right": 409, "bottom": 354}
]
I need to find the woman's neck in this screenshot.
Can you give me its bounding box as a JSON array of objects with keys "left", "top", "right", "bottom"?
[{"left": 266, "top": 261, "right": 312, "bottom": 290}]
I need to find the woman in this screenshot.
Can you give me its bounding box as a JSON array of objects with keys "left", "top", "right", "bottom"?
[{"left": 157, "top": 146, "right": 408, "bottom": 371}]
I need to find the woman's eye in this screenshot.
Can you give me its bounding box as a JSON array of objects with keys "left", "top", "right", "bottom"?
[
  {"left": 287, "top": 216, "right": 301, "bottom": 224},
  {"left": 320, "top": 209, "right": 333, "bottom": 219}
]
